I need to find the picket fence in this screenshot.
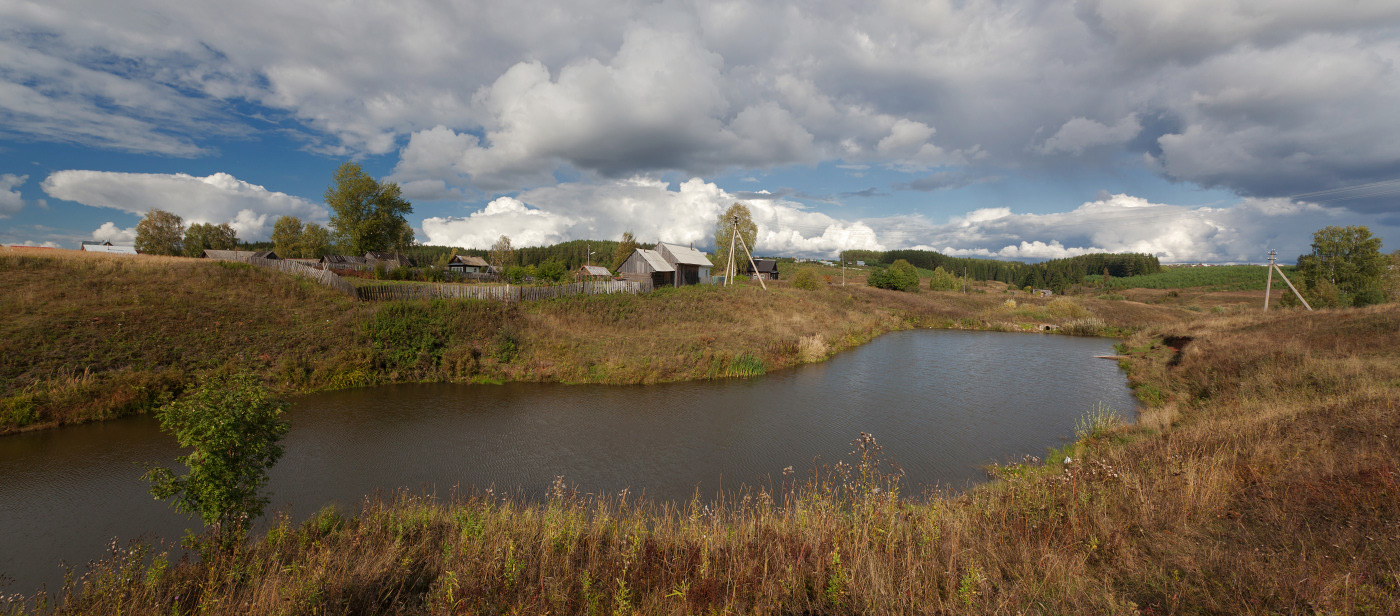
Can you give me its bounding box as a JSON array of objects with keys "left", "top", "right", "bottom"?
[{"left": 210, "top": 253, "right": 651, "bottom": 302}]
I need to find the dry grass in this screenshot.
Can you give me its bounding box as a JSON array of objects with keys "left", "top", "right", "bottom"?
[
  {"left": 7, "top": 287, "right": 1399, "bottom": 612},
  {"left": 1, "top": 251, "right": 1188, "bottom": 434}
]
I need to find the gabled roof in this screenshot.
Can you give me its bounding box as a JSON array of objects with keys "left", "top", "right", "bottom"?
[
  {"left": 745, "top": 258, "right": 778, "bottom": 273},
  {"left": 578, "top": 265, "right": 611, "bottom": 276},
  {"left": 449, "top": 255, "right": 490, "bottom": 267},
  {"left": 81, "top": 240, "right": 113, "bottom": 246},
  {"left": 633, "top": 248, "right": 674, "bottom": 272},
  {"left": 82, "top": 244, "right": 137, "bottom": 254},
  {"left": 322, "top": 254, "right": 368, "bottom": 264},
  {"left": 366, "top": 251, "right": 415, "bottom": 266},
  {"left": 657, "top": 242, "right": 712, "bottom": 267}
]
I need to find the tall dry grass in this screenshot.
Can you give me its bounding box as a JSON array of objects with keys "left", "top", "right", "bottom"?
[{"left": 8, "top": 303, "right": 1398, "bottom": 614}]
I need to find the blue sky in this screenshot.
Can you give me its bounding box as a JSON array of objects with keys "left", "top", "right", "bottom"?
[{"left": 3, "top": 0, "right": 1399, "bottom": 262}]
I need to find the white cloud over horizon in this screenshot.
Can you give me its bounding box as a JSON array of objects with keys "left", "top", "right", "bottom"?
[
  {"left": 421, "top": 179, "right": 1396, "bottom": 264},
  {"left": 40, "top": 171, "right": 327, "bottom": 240}
]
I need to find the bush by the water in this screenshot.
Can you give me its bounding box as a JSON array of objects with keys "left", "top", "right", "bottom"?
[{"left": 867, "top": 259, "right": 920, "bottom": 292}]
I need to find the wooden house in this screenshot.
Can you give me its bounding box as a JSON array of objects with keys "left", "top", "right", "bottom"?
[
  {"left": 574, "top": 265, "right": 612, "bottom": 281},
  {"left": 447, "top": 255, "right": 491, "bottom": 273},
  {"left": 365, "top": 252, "right": 415, "bottom": 269},
  {"left": 320, "top": 254, "right": 370, "bottom": 270},
  {"left": 81, "top": 243, "right": 138, "bottom": 255},
  {"left": 741, "top": 258, "right": 779, "bottom": 280},
  {"left": 617, "top": 248, "right": 675, "bottom": 287},
  {"left": 654, "top": 242, "right": 712, "bottom": 286}
]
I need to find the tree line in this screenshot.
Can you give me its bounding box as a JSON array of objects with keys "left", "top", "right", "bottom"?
[{"left": 850, "top": 249, "right": 1161, "bottom": 293}]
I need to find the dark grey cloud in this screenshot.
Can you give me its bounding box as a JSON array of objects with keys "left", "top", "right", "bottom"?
[{"left": 897, "top": 172, "right": 1001, "bottom": 192}]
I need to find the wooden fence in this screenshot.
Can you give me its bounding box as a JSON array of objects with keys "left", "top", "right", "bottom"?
[
  {"left": 209, "top": 252, "right": 653, "bottom": 302},
  {"left": 209, "top": 254, "right": 359, "bottom": 297},
  {"left": 354, "top": 279, "right": 653, "bottom": 302}
]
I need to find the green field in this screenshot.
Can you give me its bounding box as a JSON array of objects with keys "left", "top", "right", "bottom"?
[{"left": 1087, "top": 264, "right": 1298, "bottom": 291}]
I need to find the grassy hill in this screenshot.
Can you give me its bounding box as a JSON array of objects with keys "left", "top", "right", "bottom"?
[
  {"left": 0, "top": 247, "right": 1189, "bottom": 434},
  {"left": 1087, "top": 264, "right": 1298, "bottom": 291}
]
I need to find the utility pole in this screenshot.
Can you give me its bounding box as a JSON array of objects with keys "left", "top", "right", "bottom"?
[
  {"left": 723, "top": 214, "right": 766, "bottom": 290},
  {"left": 1264, "top": 250, "right": 1275, "bottom": 311},
  {"left": 1265, "top": 249, "right": 1313, "bottom": 311}
]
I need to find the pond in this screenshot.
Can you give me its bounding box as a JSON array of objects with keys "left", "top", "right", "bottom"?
[{"left": 0, "top": 329, "right": 1137, "bottom": 594}]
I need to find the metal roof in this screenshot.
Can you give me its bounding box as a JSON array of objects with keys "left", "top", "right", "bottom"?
[
  {"left": 578, "top": 265, "right": 611, "bottom": 276},
  {"left": 450, "top": 255, "right": 490, "bottom": 267},
  {"left": 81, "top": 244, "right": 137, "bottom": 254},
  {"left": 657, "top": 242, "right": 712, "bottom": 267},
  {"left": 634, "top": 248, "right": 674, "bottom": 272}
]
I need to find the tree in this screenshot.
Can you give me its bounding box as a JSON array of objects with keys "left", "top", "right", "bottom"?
[
  {"left": 1298, "top": 225, "right": 1387, "bottom": 307},
  {"left": 1384, "top": 250, "right": 1400, "bottom": 303},
  {"left": 713, "top": 203, "right": 758, "bottom": 266},
  {"left": 928, "top": 266, "right": 959, "bottom": 291},
  {"left": 489, "top": 235, "right": 514, "bottom": 271},
  {"left": 271, "top": 216, "right": 304, "bottom": 256},
  {"left": 612, "top": 231, "right": 638, "bottom": 270},
  {"left": 299, "top": 222, "right": 333, "bottom": 258},
  {"left": 144, "top": 373, "right": 289, "bottom": 543},
  {"left": 325, "top": 162, "right": 414, "bottom": 255},
  {"left": 135, "top": 209, "right": 185, "bottom": 256},
  {"left": 182, "top": 222, "right": 237, "bottom": 257},
  {"left": 868, "top": 259, "right": 920, "bottom": 292}
]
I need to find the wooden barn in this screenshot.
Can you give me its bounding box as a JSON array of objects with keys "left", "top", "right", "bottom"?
[
  {"left": 617, "top": 248, "right": 675, "bottom": 288},
  {"left": 741, "top": 258, "right": 779, "bottom": 280},
  {"left": 655, "top": 242, "right": 712, "bottom": 286}
]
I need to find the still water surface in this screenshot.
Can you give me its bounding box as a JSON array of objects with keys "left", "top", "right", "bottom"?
[{"left": 1, "top": 330, "right": 1136, "bottom": 593}]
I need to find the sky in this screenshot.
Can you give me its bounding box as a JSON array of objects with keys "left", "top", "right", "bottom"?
[{"left": 2, "top": 0, "right": 1399, "bottom": 263}]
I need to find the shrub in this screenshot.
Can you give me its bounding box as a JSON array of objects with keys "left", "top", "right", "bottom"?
[
  {"left": 928, "top": 266, "right": 959, "bottom": 291},
  {"left": 868, "top": 259, "right": 920, "bottom": 292},
  {"left": 143, "top": 373, "right": 289, "bottom": 542},
  {"left": 791, "top": 268, "right": 821, "bottom": 290}
]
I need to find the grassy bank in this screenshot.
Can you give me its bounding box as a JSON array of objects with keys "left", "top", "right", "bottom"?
[
  {"left": 9, "top": 303, "right": 1398, "bottom": 614},
  {"left": 1, "top": 248, "right": 1188, "bottom": 434}
]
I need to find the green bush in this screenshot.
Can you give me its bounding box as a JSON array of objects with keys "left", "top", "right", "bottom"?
[
  {"left": 144, "top": 373, "right": 289, "bottom": 542},
  {"left": 868, "top": 259, "right": 920, "bottom": 292},
  {"left": 791, "top": 268, "right": 821, "bottom": 290},
  {"left": 928, "top": 266, "right": 959, "bottom": 291}
]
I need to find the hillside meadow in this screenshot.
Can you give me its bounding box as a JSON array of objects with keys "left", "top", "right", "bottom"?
[
  {"left": 6, "top": 298, "right": 1398, "bottom": 613},
  {"left": 0, "top": 247, "right": 1190, "bottom": 434}
]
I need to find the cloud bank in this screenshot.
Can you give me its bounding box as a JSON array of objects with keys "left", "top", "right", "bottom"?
[
  {"left": 0, "top": 173, "right": 26, "bottom": 217},
  {"left": 41, "top": 171, "right": 327, "bottom": 240},
  {"left": 3, "top": 0, "right": 1398, "bottom": 208}
]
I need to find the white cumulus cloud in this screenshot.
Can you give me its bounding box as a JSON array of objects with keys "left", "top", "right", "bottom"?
[
  {"left": 0, "top": 173, "right": 26, "bottom": 217},
  {"left": 91, "top": 221, "right": 136, "bottom": 244},
  {"left": 40, "top": 170, "right": 326, "bottom": 240}
]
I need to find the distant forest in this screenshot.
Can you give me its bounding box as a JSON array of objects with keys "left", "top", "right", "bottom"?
[{"left": 841, "top": 249, "right": 1162, "bottom": 292}]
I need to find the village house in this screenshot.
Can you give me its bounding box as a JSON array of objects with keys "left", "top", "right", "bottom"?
[
  {"left": 80, "top": 241, "right": 138, "bottom": 255},
  {"left": 447, "top": 255, "right": 491, "bottom": 273},
  {"left": 365, "top": 252, "right": 415, "bottom": 269},
  {"left": 654, "top": 242, "right": 712, "bottom": 286},
  {"left": 320, "top": 254, "right": 369, "bottom": 270},
  {"left": 617, "top": 247, "right": 674, "bottom": 287},
  {"left": 741, "top": 258, "right": 779, "bottom": 280},
  {"left": 574, "top": 264, "right": 612, "bottom": 281}
]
